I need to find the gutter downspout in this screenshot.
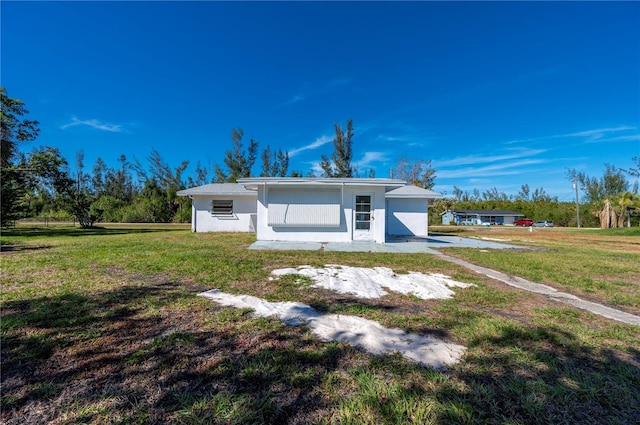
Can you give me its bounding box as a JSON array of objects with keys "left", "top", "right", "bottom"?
[
  {"left": 342, "top": 182, "right": 349, "bottom": 241},
  {"left": 425, "top": 199, "right": 429, "bottom": 236},
  {"left": 189, "top": 195, "right": 196, "bottom": 232},
  {"left": 262, "top": 182, "right": 266, "bottom": 238}
]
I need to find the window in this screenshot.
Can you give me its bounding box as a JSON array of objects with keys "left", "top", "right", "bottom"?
[{"left": 211, "top": 200, "right": 233, "bottom": 216}]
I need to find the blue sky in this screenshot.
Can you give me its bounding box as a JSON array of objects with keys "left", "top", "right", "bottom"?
[{"left": 3, "top": 1, "right": 639, "bottom": 200}]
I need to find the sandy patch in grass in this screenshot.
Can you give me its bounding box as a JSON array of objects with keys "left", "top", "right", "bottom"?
[
  {"left": 270, "top": 265, "right": 474, "bottom": 299},
  {"left": 199, "top": 266, "right": 474, "bottom": 368},
  {"left": 199, "top": 290, "right": 466, "bottom": 369}
]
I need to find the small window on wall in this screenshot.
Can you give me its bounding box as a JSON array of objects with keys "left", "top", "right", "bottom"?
[{"left": 211, "top": 200, "right": 233, "bottom": 216}]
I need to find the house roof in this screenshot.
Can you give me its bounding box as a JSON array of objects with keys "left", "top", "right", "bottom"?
[
  {"left": 447, "top": 209, "right": 523, "bottom": 216},
  {"left": 177, "top": 183, "right": 256, "bottom": 197},
  {"left": 237, "top": 177, "right": 406, "bottom": 190},
  {"left": 385, "top": 185, "right": 443, "bottom": 199}
]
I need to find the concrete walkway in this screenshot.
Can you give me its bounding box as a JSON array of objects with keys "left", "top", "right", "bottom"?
[
  {"left": 437, "top": 253, "right": 640, "bottom": 327},
  {"left": 248, "top": 235, "right": 640, "bottom": 327}
]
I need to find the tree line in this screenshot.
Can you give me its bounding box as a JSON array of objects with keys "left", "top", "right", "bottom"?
[
  {"left": 429, "top": 161, "right": 639, "bottom": 228},
  {"left": 2, "top": 87, "right": 638, "bottom": 228}
]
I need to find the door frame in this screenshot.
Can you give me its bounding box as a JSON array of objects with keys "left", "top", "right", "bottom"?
[{"left": 353, "top": 192, "right": 374, "bottom": 241}]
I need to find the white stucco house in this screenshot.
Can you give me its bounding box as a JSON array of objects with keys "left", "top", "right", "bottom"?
[
  {"left": 178, "top": 178, "right": 442, "bottom": 243},
  {"left": 177, "top": 183, "right": 257, "bottom": 233}
]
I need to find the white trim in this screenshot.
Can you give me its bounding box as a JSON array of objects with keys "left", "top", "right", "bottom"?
[{"left": 353, "top": 192, "right": 374, "bottom": 241}]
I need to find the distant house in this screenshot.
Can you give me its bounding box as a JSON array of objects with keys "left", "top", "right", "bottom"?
[
  {"left": 178, "top": 178, "right": 442, "bottom": 242},
  {"left": 441, "top": 209, "right": 523, "bottom": 226}
]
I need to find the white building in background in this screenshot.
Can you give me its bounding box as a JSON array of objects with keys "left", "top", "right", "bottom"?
[{"left": 440, "top": 209, "right": 524, "bottom": 226}]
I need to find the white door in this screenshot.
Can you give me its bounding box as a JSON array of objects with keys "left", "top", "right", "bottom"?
[{"left": 353, "top": 194, "right": 374, "bottom": 241}]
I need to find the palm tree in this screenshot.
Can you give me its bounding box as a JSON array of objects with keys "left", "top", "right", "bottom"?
[{"left": 615, "top": 191, "right": 640, "bottom": 227}]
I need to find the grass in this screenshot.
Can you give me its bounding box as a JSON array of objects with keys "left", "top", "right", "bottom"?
[
  {"left": 1, "top": 223, "right": 639, "bottom": 424},
  {"left": 433, "top": 225, "right": 640, "bottom": 315}
]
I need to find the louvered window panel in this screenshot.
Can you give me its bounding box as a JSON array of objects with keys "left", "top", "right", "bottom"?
[
  {"left": 268, "top": 188, "right": 341, "bottom": 227},
  {"left": 211, "top": 200, "right": 233, "bottom": 216}
]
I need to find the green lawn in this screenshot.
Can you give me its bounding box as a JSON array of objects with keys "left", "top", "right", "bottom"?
[
  {"left": 434, "top": 226, "right": 640, "bottom": 315},
  {"left": 2, "top": 224, "right": 639, "bottom": 424}
]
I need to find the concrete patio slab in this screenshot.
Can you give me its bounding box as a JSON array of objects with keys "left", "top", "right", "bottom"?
[{"left": 248, "top": 234, "right": 522, "bottom": 253}]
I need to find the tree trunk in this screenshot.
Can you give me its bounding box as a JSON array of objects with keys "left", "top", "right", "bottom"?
[{"left": 599, "top": 200, "right": 618, "bottom": 228}]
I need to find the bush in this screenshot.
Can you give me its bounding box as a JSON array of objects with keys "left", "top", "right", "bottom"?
[
  {"left": 42, "top": 209, "right": 74, "bottom": 221},
  {"left": 172, "top": 205, "right": 191, "bottom": 223},
  {"left": 90, "top": 196, "right": 126, "bottom": 223}
]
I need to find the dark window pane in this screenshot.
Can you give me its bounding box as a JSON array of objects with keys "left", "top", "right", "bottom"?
[
  {"left": 355, "top": 221, "right": 370, "bottom": 230},
  {"left": 212, "top": 200, "right": 233, "bottom": 215}
]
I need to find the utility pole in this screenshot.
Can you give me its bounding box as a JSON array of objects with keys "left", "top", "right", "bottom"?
[{"left": 574, "top": 179, "right": 580, "bottom": 228}]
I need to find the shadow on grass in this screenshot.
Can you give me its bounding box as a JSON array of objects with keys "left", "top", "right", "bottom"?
[
  {"left": 339, "top": 322, "right": 640, "bottom": 425},
  {"left": 0, "top": 281, "right": 349, "bottom": 424},
  {"left": 1, "top": 226, "right": 187, "bottom": 239},
  {"left": 450, "top": 324, "right": 640, "bottom": 424},
  {"left": 2, "top": 279, "right": 639, "bottom": 424},
  {"left": 0, "top": 241, "right": 51, "bottom": 253}
]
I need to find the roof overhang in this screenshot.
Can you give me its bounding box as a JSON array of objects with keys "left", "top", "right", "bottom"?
[
  {"left": 237, "top": 177, "right": 406, "bottom": 191},
  {"left": 385, "top": 185, "right": 443, "bottom": 199},
  {"left": 450, "top": 210, "right": 523, "bottom": 217},
  {"left": 177, "top": 183, "right": 257, "bottom": 197}
]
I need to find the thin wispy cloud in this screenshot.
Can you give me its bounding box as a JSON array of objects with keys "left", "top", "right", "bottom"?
[
  {"left": 60, "top": 116, "right": 125, "bottom": 133},
  {"left": 355, "top": 151, "right": 387, "bottom": 170},
  {"left": 353, "top": 121, "right": 377, "bottom": 135},
  {"left": 437, "top": 159, "right": 547, "bottom": 179},
  {"left": 376, "top": 135, "right": 407, "bottom": 142},
  {"left": 310, "top": 161, "right": 324, "bottom": 176},
  {"left": 288, "top": 135, "right": 332, "bottom": 157},
  {"left": 435, "top": 148, "right": 547, "bottom": 168},
  {"left": 565, "top": 126, "right": 635, "bottom": 141},
  {"left": 374, "top": 132, "right": 436, "bottom": 147},
  {"left": 282, "top": 94, "right": 306, "bottom": 106},
  {"left": 506, "top": 126, "right": 637, "bottom": 145},
  {"left": 279, "top": 76, "right": 351, "bottom": 107},
  {"left": 368, "top": 120, "right": 441, "bottom": 149},
  {"left": 583, "top": 134, "right": 640, "bottom": 144}
]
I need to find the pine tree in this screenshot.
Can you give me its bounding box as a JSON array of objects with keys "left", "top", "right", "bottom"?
[{"left": 320, "top": 119, "right": 354, "bottom": 178}]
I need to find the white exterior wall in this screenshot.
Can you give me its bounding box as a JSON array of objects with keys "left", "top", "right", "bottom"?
[
  {"left": 386, "top": 199, "right": 429, "bottom": 236},
  {"left": 441, "top": 211, "right": 454, "bottom": 225},
  {"left": 191, "top": 195, "right": 257, "bottom": 233},
  {"left": 255, "top": 184, "right": 387, "bottom": 243},
  {"left": 374, "top": 189, "right": 387, "bottom": 243}
]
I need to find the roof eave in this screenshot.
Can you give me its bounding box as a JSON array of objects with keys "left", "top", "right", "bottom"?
[
  {"left": 238, "top": 177, "right": 406, "bottom": 190},
  {"left": 386, "top": 194, "right": 443, "bottom": 199}
]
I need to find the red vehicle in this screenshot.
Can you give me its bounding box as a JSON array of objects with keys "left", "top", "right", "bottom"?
[{"left": 514, "top": 219, "right": 534, "bottom": 227}]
